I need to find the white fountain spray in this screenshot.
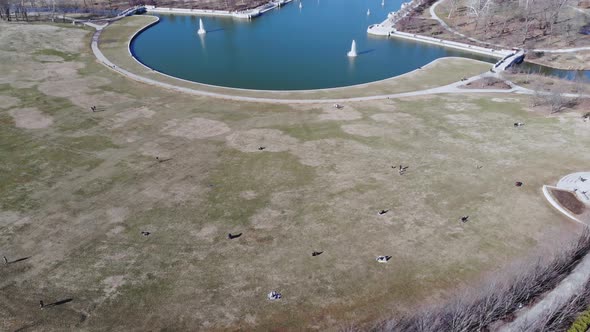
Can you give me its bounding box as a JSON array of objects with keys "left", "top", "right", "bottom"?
[
  {"left": 197, "top": 18, "right": 206, "bottom": 35},
  {"left": 347, "top": 40, "right": 357, "bottom": 57},
  {"left": 381, "top": 0, "right": 385, "bottom": 6},
  {"left": 299, "top": 2, "right": 303, "bottom": 9},
  {"left": 367, "top": 8, "right": 370, "bottom": 15}
]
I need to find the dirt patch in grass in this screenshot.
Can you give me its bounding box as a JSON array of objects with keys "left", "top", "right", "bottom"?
[
  {"left": 37, "top": 75, "right": 125, "bottom": 109},
  {"left": 33, "top": 54, "right": 65, "bottom": 63},
  {"left": 250, "top": 207, "right": 286, "bottom": 229},
  {"left": 192, "top": 224, "right": 218, "bottom": 242},
  {"left": 138, "top": 141, "right": 168, "bottom": 158},
  {"left": 1, "top": 25, "right": 87, "bottom": 54},
  {"left": 138, "top": 180, "right": 206, "bottom": 205},
  {"left": 461, "top": 77, "right": 512, "bottom": 90},
  {"left": 102, "top": 275, "right": 126, "bottom": 299},
  {"left": 491, "top": 97, "right": 522, "bottom": 103},
  {"left": 551, "top": 188, "right": 586, "bottom": 215},
  {"left": 226, "top": 128, "right": 299, "bottom": 152},
  {"left": 341, "top": 123, "right": 402, "bottom": 138},
  {"left": 291, "top": 138, "right": 372, "bottom": 168},
  {"left": 317, "top": 105, "right": 363, "bottom": 121},
  {"left": 9, "top": 108, "right": 53, "bottom": 129},
  {"left": 161, "top": 117, "right": 231, "bottom": 140},
  {"left": 106, "top": 207, "right": 129, "bottom": 224},
  {"left": 0, "top": 95, "right": 20, "bottom": 109},
  {"left": 370, "top": 112, "right": 424, "bottom": 125},
  {"left": 442, "top": 101, "right": 483, "bottom": 112},
  {"left": 112, "top": 106, "right": 155, "bottom": 128},
  {"left": 240, "top": 190, "right": 258, "bottom": 200},
  {"left": 0, "top": 210, "right": 29, "bottom": 228}
]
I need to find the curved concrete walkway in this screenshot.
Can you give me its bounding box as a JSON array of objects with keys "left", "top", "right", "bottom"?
[
  {"left": 91, "top": 27, "right": 531, "bottom": 103},
  {"left": 90, "top": 18, "right": 589, "bottom": 103}
]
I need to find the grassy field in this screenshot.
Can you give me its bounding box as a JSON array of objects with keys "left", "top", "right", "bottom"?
[{"left": 1, "top": 19, "right": 589, "bottom": 331}]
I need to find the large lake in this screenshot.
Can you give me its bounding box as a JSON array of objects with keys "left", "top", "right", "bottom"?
[{"left": 130, "top": 0, "right": 496, "bottom": 90}]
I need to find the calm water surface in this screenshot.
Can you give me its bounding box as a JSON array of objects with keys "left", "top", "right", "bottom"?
[
  {"left": 131, "top": 0, "right": 587, "bottom": 90},
  {"left": 131, "top": 0, "right": 498, "bottom": 90}
]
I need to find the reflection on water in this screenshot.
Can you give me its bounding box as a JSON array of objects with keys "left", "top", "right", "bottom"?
[{"left": 512, "top": 62, "right": 590, "bottom": 82}]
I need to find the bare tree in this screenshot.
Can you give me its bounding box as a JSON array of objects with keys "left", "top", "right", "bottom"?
[
  {"left": 447, "top": 0, "right": 460, "bottom": 18},
  {"left": 531, "top": 80, "right": 578, "bottom": 113},
  {"left": 466, "top": 0, "right": 494, "bottom": 18},
  {"left": 0, "top": 0, "right": 10, "bottom": 20},
  {"left": 360, "top": 230, "right": 590, "bottom": 332},
  {"left": 519, "top": 2, "right": 535, "bottom": 44},
  {"left": 466, "top": 0, "right": 495, "bottom": 33},
  {"left": 548, "top": 89, "right": 576, "bottom": 113}
]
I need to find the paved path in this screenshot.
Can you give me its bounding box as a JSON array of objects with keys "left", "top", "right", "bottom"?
[
  {"left": 533, "top": 46, "right": 590, "bottom": 53},
  {"left": 90, "top": 20, "right": 589, "bottom": 104},
  {"left": 91, "top": 28, "right": 533, "bottom": 103},
  {"left": 83, "top": 21, "right": 108, "bottom": 30},
  {"left": 61, "top": 6, "right": 143, "bottom": 30},
  {"left": 58, "top": 15, "right": 108, "bottom": 30},
  {"left": 498, "top": 249, "right": 590, "bottom": 331},
  {"left": 569, "top": 5, "right": 590, "bottom": 17}
]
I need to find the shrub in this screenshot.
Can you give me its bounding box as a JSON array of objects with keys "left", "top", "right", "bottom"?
[
  {"left": 568, "top": 309, "right": 590, "bottom": 332},
  {"left": 363, "top": 230, "right": 590, "bottom": 332}
]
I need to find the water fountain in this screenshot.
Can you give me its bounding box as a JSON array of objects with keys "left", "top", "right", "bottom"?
[
  {"left": 367, "top": 8, "right": 370, "bottom": 15},
  {"left": 197, "top": 18, "right": 206, "bottom": 35},
  {"left": 347, "top": 40, "right": 357, "bottom": 57},
  {"left": 381, "top": 0, "right": 385, "bottom": 6},
  {"left": 299, "top": 2, "right": 303, "bottom": 9}
]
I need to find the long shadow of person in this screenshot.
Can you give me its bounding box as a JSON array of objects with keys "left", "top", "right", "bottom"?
[
  {"left": 228, "top": 233, "right": 242, "bottom": 239},
  {"left": 43, "top": 299, "right": 73, "bottom": 308},
  {"left": 9, "top": 256, "right": 31, "bottom": 264}
]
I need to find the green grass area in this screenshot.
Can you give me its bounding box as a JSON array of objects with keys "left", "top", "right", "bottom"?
[
  {"left": 569, "top": 308, "right": 590, "bottom": 332},
  {"left": 0, "top": 120, "right": 105, "bottom": 211},
  {"left": 2, "top": 18, "right": 590, "bottom": 332},
  {"left": 0, "top": 84, "right": 114, "bottom": 211},
  {"left": 33, "top": 48, "right": 80, "bottom": 62},
  {"left": 275, "top": 120, "right": 357, "bottom": 141}
]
